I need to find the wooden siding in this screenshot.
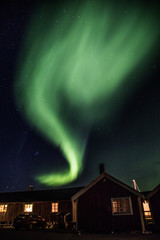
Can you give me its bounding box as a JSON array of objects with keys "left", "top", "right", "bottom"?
[
  {"left": 0, "top": 203, "right": 24, "bottom": 223},
  {"left": 0, "top": 200, "right": 72, "bottom": 223},
  {"left": 77, "top": 177, "right": 142, "bottom": 233},
  {"left": 149, "top": 190, "right": 160, "bottom": 227}
]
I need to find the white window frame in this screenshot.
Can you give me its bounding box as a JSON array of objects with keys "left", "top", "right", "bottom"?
[{"left": 111, "top": 197, "right": 133, "bottom": 215}]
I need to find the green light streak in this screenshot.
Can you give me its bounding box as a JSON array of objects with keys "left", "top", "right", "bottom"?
[{"left": 15, "top": 1, "right": 159, "bottom": 186}]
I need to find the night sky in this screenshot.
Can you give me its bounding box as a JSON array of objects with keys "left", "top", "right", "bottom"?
[{"left": 0, "top": 0, "right": 160, "bottom": 193}]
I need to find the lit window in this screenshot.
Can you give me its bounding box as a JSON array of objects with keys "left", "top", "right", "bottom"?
[
  {"left": 111, "top": 197, "right": 132, "bottom": 215},
  {"left": 52, "top": 202, "right": 58, "bottom": 212},
  {"left": 0, "top": 205, "right": 7, "bottom": 213},
  {"left": 24, "top": 204, "right": 33, "bottom": 212},
  {"left": 143, "top": 200, "right": 152, "bottom": 221}
]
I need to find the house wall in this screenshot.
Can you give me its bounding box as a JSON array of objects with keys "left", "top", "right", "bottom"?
[
  {"left": 77, "top": 178, "right": 142, "bottom": 233},
  {"left": 0, "top": 200, "right": 72, "bottom": 223},
  {"left": 149, "top": 190, "right": 160, "bottom": 228},
  {"left": 0, "top": 202, "right": 24, "bottom": 223}
]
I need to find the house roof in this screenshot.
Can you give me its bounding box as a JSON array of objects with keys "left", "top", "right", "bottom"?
[
  {"left": 0, "top": 186, "right": 84, "bottom": 203},
  {"left": 71, "top": 172, "right": 144, "bottom": 201},
  {"left": 145, "top": 184, "right": 160, "bottom": 199},
  {"left": 142, "top": 191, "right": 151, "bottom": 198}
]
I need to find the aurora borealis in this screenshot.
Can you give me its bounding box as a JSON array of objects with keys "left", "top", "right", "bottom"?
[
  {"left": 0, "top": 0, "right": 160, "bottom": 192},
  {"left": 14, "top": 0, "right": 159, "bottom": 186}
]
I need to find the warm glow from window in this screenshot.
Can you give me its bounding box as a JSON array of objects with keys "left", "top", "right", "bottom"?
[
  {"left": 52, "top": 202, "right": 58, "bottom": 212},
  {"left": 144, "top": 211, "right": 151, "bottom": 216},
  {"left": 112, "top": 198, "right": 132, "bottom": 215},
  {"left": 24, "top": 204, "right": 33, "bottom": 212},
  {"left": 143, "top": 200, "right": 150, "bottom": 212},
  {"left": 0, "top": 205, "right": 7, "bottom": 213},
  {"left": 143, "top": 200, "right": 152, "bottom": 219}
]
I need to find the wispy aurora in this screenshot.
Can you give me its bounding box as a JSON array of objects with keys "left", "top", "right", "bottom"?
[{"left": 15, "top": 1, "right": 159, "bottom": 186}]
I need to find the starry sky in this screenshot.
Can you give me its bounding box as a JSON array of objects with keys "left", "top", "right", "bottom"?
[{"left": 0, "top": 0, "right": 160, "bottom": 192}]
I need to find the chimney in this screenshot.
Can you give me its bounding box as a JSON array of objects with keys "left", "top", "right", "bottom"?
[
  {"left": 29, "top": 185, "right": 34, "bottom": 191},
  {"left": 99, "top": 163, "right": 105, "bottom": 175}
]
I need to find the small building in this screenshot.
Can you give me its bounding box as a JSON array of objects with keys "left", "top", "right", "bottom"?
[
  {"left": 145, "top": 184, "right": 160, "bottom": 231},
  {"left": 72, "top": 171, "right": 145, "bottom": 233},
  {"left": 0, "top": 186, "right": 83, "bottom": 226}
]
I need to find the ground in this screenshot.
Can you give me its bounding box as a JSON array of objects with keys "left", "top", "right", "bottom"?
[{"left": 0, "top": 228, "right": 160, "bottom": 240}]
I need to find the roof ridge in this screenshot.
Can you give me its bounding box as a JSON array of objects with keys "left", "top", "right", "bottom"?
[{"left": 72, "top": 172, "right": 144, "bottom": 201}]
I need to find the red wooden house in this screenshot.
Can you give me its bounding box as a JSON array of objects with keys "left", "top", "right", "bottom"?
[
  {"left": 0, "top": 186, "right": 83, "bottom": 227},
  {"left": 72, "top": 171, "right": 145, "bottom": 233}
]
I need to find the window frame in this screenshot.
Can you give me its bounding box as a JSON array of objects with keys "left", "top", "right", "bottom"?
[
  {"left": 143, "top": 200, "right": 153, "bottom": 221},
  {"left": 52, "top": 202, "right": 59, "bottom": 213},
  {"left": 0, "top": 204, "right": 8, "bottom": 213},
  {"left": 24, "top": 203, "right": 33, "bottom": 213},
  {"left": 111, "top": 197, "right": 133, "bottom": 216}
]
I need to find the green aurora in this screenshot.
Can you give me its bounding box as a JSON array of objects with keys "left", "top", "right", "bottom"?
[{"left": 15, "top": 1, "right": 159, "bottom": 186}]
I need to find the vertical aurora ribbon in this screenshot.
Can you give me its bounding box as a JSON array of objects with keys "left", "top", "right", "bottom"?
[{"left": 15, "top": 1, "right": 159, "bottom": 186}]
